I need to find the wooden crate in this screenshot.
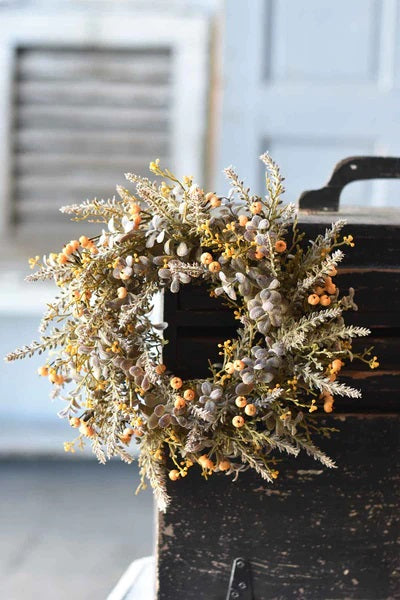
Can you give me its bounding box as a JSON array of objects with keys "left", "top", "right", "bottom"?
[{"left": 157, "top": 157, "right": 400, "bottom": 599}]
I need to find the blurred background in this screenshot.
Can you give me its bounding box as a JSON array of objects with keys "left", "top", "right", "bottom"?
[{"left": 0, "top": 0, "right": 399, "bottom": 598}]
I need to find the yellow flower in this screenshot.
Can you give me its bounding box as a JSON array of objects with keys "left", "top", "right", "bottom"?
[
  {"left": 343, "top": 234, "right": 355, "bottom": 247},
  {"left": 64, "top": 441, "right": 75, "bottom": 453},
  {"left": 149, "top": 158, "right": 160, "bottom": 173},
  {"left": 28, "top": 255, "right": 40, "bottom": 269},
  {"left": 369, "top": 356, "right": 379, "bottom": 369}
]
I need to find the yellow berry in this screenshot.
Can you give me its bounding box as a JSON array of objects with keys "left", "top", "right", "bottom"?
[
  {"left": 168, "top": 469, "right": 180, "bottom": 481},
  {"left": 235, "top": 396, "right": 247, "bottom": 408},
  {"left": 232, "top": 415, "right": 245, "bottom": 428},
  {"left": 244, "top": 403, "right": 257, "bottom": 416}
]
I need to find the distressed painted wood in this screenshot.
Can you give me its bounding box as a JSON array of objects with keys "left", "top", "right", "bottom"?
[
  {"left": 160, "top": 160, "right": 400, "bottom": 599},
  {"left": 157, "top": 416, "right": 400, "bottom": 600}
]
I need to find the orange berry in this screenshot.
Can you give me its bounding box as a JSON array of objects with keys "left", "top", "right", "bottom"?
[
  {"left": 79, "top": 235, "right": 90, "bottom": 247},
  {"left": 308, "top": 294, "right": 320, "bottom": 306},
  {"left": 233, "top": 359, "right": 245, "bottom": 371},
  {"left": 244, "top": 403, "right": 257, "bottom": 416},
  {"left": 325, "top": 283, "right": 337, "bottom": 294},
  {"left": 133, "top": 428, "right": 144, "bottom": 437},
  {"left": 250, "top": 201, "right": 262, "bottom": 215},
  {"left": 219, "top": 460, "right": 231, "bottom": 471},
  {"left": 320, "top": 294, "right": 331, "bottom": 306},
  {"left": 314, "top": 286, "right": 325, "bottom": 295},
  {"left": 232, "top": 415, "right": 245, "bottom": 428},
  {"left": 89, "top": 245, "right": 99, "bottom": 255},
  {"left": 70, "top": 240, "right": 80, "bottom": 251},
  {"left": 183, "top": 389, "right": 196, "bottom": 401},
  {"left": 274, "top": 240, "right": 287, "bottom": 253},
  {"left": 200, "top": 252, "right": 213, "bottom": 265},
  {"left": 238, "top": 214, "right": 248, "bottom": 227},
  {"left": 235, "top": 396, "right": 247, "bottom": 408},
  {"left": 198, "top": 455, "right": 214, "bottom": 470},
  {"left": 206, "top": 192, "right": 221, "bottom": 208},
  {"left": 170, "top": 377, "right": 183, "bottom": 390},
  {"left": 117, "top": 287, "right": 128, "bottom": 299},
  {"left": 332, "top": 359, "right": 343, "bottom": 372},
  {"left": 37, "top": 366, "right": 48, "bottom": 377},
  {"left": 79, "top": 422, "right": 95, "bottom": 438},
  {"left": 168, "top": 469, "right": 180, "bottom": 481},
  {"left": 123, "top": 427, "right": 134, "bottom": 436},
  {"left": 120, "top": 434, "right": 132, "bottom": 445},
  {"left": 225, "top": 362, "right": 235, "bottom": 374},
  {"left": 155, "top": 364, "right": 166, "bottom": 375},
  {"left": 64, "top": 244, "right": 74, "bottom": 255},
  {"left": 129, "top": 203, "right": 141, "bottom": 215},
  {"left": 254, "top": 247, "right": 264, "bottom": 260},
  {"left": 57, "top": 253, "right": 68, "bottom": 265},
  {"left": 210, "top": 198, "right": 221, "bottom": 208},
  {"left": 174, "top": 397, "right": 186, "bottom": 410},
  {"left": 328, "top": 266, "right": 337, "bottom": 276},
  {"left": 324, "top": 398, "right": 334, "bottom": 413},
  {"left": 69, "top": 417, "right": 81, "bottom": 428},
  {"left": 208, "top": 261, "right": 221, "bottom": 273},
  {"left": 133, "top": 215, "right": 142, "bottom": 229}
]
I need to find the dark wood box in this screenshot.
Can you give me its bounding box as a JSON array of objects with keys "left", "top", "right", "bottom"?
[{"left": 157, "top": 158, "right": 400, "bottom": 600}]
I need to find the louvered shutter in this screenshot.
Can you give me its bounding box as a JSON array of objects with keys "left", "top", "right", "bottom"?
[{"left": 13, "top": 46, "right": 172, "bottom": 234}]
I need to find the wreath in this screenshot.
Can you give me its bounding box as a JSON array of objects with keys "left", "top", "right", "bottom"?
[{"left": 6, "top": 154, "right": 377, "bottom": 511}]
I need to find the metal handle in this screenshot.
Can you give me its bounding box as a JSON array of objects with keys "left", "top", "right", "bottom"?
[{"left": 298, "top": 156, "right": 400, "bottom": 212}]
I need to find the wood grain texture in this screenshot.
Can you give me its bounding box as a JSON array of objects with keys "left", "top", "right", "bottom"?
[{"left": 157, "top": 416, "right": 400, "bottom": 600}]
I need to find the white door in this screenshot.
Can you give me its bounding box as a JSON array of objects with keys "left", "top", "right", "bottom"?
[{"left": 217, "top": 0, "right": 400, "bottom": 207}]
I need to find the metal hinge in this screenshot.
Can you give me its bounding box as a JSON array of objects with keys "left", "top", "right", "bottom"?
[{"left": 225, "top": 557, "right": 254, "bottom": 600}]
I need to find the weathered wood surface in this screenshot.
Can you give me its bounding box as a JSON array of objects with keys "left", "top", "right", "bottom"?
[
  {"left": 163, "top": 220, "right": 400, "bottom": 412},
  {"left": 157, "top": 416, "right": 400, "bottom": 600}
]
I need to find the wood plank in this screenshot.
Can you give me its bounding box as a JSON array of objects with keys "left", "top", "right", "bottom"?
[
  {"left": 17, "top": 48, "right": 171, "bottom": 83},
  {"left": 157, "top": 416, "right": 400, "bottom": 600},
  {"left": 17, "top": 80, "right": 170, "bottom": 108},
  {"left": 15, "top": 129, "right": 169, "bottom": 154},
  {"left": 17, "top": 104, "right": 169, "bottom": 129}
]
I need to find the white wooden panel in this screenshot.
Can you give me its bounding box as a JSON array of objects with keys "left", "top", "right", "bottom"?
[
  {"left": 269, "top": 0, "right": 380, "bottom": 83},
  {"left": 218, "top": 0, "right": 400, "bottom": 207}
]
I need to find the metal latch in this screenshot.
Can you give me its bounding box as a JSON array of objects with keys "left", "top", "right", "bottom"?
[{"left": 225, "top": 557, "right": 254, "bottom": 600}]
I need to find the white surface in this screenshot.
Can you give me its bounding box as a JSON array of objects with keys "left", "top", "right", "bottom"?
[
  {"left": 217, "top": 0, "right": 400, "bottom": 206},
  {"left": 107, "top": 556, "right": 156, "bottom": 600}
]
